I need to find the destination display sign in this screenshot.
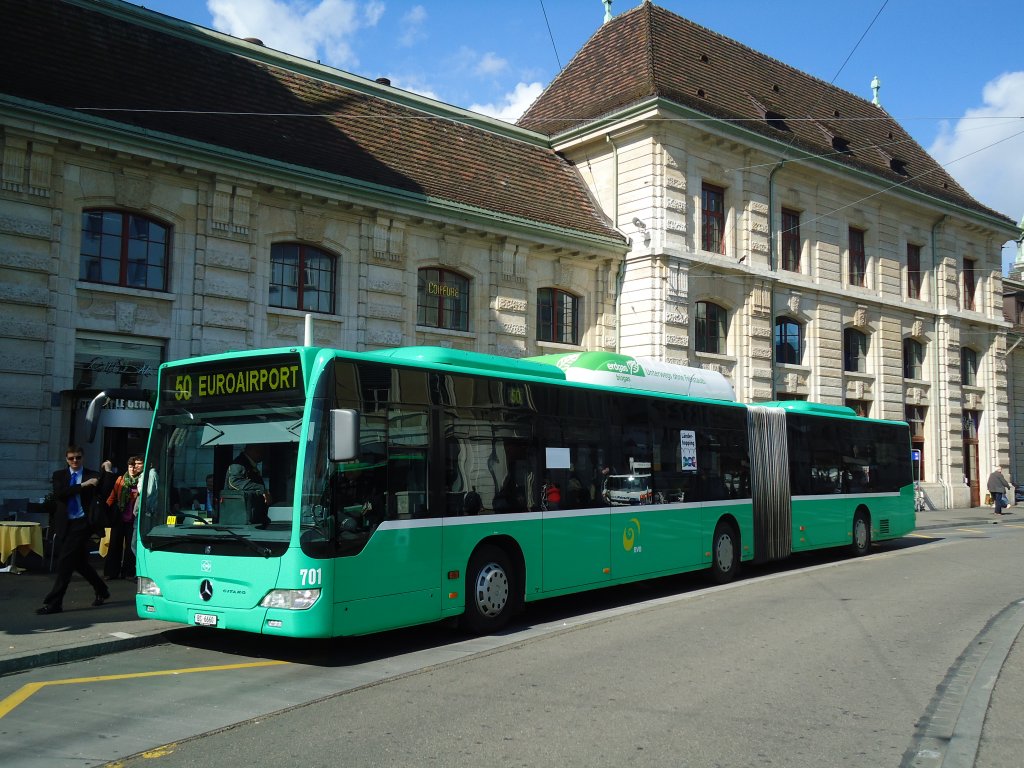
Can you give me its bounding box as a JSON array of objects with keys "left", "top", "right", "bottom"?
[{"left": 164, "top": 353, "right": 304, "bottom": 406}]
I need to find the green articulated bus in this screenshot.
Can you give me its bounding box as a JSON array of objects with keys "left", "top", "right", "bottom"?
[{"left": 135, "top": 345, "right": 915, "bottom": 637}]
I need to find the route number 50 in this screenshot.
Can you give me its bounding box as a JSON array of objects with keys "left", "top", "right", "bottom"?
[{"left": 174, "top": 375, "right": 193, "bottom": 401}]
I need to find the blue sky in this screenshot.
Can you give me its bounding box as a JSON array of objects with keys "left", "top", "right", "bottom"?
[{"left": 138, "top": 0, "right": 1023, "bottom": 271}]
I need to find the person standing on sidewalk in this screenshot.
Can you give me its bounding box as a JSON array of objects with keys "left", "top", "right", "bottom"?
[
  {"left": 988, "top": 465, "right": 1012, "bottom": 515},
  {"left": 104, "top": 455, "right": 142, "bottom": 580},
  {"left": 36, "top": 446, "right": 111, "bottom": 614},
  {"left": 96, "top": 458, "right": 118, "bottom": 528}
]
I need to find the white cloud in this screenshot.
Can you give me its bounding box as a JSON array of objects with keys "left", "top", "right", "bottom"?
[
  {"left": 475, "top": 52, "right": 508, "bottom": 77},
  {"left": 207, "top": 0, "right": 382, "bottom": 67},
  {"left": 470, "top": 82, "right": 544, "bottom": 124},
  {"left": 399, "top": 5, "right": 427, "bottom": 47},
  {"left": 364, "top": 1, "right": 385, "bottom": 26},
  {"left": 929, "top": 71, "right": 1024, "bottom": 227}
]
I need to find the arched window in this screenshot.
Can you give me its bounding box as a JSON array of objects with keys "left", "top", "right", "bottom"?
[
  {"left": 270, "top": 243, "right": 336, "bottom": 313},
  {"left": 537, "top": 288, "right": 580, "bottom": 345},
  {"left": 80, "top": 210, "right": 170, "bottom": 290},
  {"left": 903, "top": 338, "right": 925, "bottom": 380},
  {"left": 774, "top": 317, "right": 803, "bottom": 364},
  {"left": 960, "top": 347, "right": 978, "bottom": 386},
  {"left": 695, "top": 301, "right": 727, "bottom": 354},
  {"left": 417, "top": 268, "right": 469, "bottom": 331},
  {"left": 843, "top": 328, "right": 868, "bottom": 373}
]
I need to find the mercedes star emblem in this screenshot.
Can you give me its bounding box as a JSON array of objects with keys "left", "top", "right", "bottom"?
[{"left": 200, "top": 579, "right": 213, "bottom": 601}]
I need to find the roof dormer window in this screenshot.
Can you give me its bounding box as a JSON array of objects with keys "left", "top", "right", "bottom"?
[
  {"left": 832, "top": 136, "right": 852, "bottom": 154},
  {"left": 765, "top": 110, "right": 789, "bottom": 131}
]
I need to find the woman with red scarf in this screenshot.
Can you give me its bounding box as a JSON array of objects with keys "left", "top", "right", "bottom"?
[{"left": 104, "top": 455, "right": 142, "bottom": 580}]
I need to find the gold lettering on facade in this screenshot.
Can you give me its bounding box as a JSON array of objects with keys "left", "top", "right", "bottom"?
[{"left": 427, "top": 281, "right": 460, "bottom": 298}]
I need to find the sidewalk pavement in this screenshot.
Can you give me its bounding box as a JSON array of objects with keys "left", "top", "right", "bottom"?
[{"left": 0, "top": 505, "right": 1011, "bottom": 677}]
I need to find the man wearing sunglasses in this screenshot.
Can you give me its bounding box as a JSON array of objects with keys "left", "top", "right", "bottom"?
[{"left": 36, "top": 446, "right": 110, "bottom": 615}]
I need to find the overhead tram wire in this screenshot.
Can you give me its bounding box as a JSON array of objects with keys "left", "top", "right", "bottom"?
[
  {"left": 72, "top": 108, "right": 1020, "bottom": 127},
  {"left": 70, "top": 0, "right": 1017, "bottom": 288},
  {"left": 538, "top": 0, "right": 563, "bottom": 73}
]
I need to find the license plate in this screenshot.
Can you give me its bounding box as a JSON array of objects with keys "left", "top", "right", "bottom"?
[{"left": 194, "top": 613, "right": 218, "bottom": 627}]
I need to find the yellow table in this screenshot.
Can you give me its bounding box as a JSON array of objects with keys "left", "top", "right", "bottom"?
[{"left": 0, "top": 521, "right": 44, "bottom": 574}]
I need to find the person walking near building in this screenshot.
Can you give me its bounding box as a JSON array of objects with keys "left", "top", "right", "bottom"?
[
  {"left": 104, "top": 455, "right": 143, "bottom": 580},
  {"left": 36, "top": 445, "right": 110, "bottom": 614},
  {"left": 988, "top": 465, "right": 1012, "bottom": 515}
]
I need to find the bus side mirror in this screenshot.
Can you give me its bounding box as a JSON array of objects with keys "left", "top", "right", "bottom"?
[{"left": 330, "top": 409, "right": 359, "bottom": 462}]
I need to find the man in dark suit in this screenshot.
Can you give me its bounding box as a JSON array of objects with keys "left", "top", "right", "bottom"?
[{"left": 36, "top": 445, "right": 110, "bottom": 615}]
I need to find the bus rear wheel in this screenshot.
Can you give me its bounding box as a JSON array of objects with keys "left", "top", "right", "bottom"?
[
  {"left": 710, "top": 521, "right": 740, "bottom": 584},
  {"left": 463, "top": 544, "right": 516, "bottom": 634},
  {"left": 850, "top": 511, "right": 871, "bottom": 556}
]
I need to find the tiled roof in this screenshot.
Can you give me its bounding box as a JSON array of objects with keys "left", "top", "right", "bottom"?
[
  {"left": 0, "top": 0, "right": 621, "bottom": 243},
  {"left": 519, "top": 2, "right": 1012, "bottom": 225}
]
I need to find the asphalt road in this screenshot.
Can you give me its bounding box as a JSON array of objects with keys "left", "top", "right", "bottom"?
[{"left": 2, "top": 522, "right": 1023, "bottom": 768}]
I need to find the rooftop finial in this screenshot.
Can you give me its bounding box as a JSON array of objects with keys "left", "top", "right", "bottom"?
[
  {"left": 603, "top": 0, "right": 612, "bottom": 24},
  {"left": 871, "top": 75, "right": 881, "bottom": 106}
]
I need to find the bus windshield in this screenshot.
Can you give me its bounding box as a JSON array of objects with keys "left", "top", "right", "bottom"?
[{"left": 139, "top": 403, "right": 303, "bottom": 548}]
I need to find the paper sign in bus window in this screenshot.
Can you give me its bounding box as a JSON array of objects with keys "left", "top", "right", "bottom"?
[
  {"left": 680, "top": 430, "right": 697, "bottom": 471},
  {"left": 546, "top": 447, "right": 571, "bottom": 469}
]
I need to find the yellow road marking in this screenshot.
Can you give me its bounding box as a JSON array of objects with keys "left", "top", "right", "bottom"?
[
  {"left": 142, "top": 744, "right": 178, "bottom": 758},
  {"left": 908, "top": 533, "right": 937, "bottom": 538},
  {"left": 0, "top": 660, "right": 287, "bottom": 720},
  {"left": 955, "top": 527, "right": 986, "bottom": 533}
]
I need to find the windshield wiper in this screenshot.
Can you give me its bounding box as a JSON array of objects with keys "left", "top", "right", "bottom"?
[
  {"left": 170, "top": 512, "right": 273, "bottom": 557},
  {"left": 145, "top": 535, "right": 195, "bottom": 552}
]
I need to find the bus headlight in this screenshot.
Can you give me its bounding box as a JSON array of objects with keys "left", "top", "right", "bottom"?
[
  {"left": 137, "top": 577, "right": 162, "bottom": 596},
  {"left": 259, "top": 588, "right": 321, "bottom": 610}
]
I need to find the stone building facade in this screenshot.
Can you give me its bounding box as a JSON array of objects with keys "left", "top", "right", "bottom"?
[
  {"left": 519, "top": 4, "right": 1020, "bottom": 509},
  {"left": 0, "top": 0, "right": 1019, "bottom": 508},
  {"left": 0, "top": 0, "right": 624, "bottom": 500},
  {"left": 1004, "top": 269, "right": 1024, "bottom": 492}
]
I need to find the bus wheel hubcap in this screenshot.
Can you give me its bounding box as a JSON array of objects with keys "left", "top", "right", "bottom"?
[
  {"left": 717, "top": 536, "right": 734, "bottom": 571},
  {"left": 475, "top": 563, "right": 509, "bottom": 617}
]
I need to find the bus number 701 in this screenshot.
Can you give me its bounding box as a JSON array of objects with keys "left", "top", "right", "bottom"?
[{"left": 300, "top": 568, "right": 322, "bottom": 586}]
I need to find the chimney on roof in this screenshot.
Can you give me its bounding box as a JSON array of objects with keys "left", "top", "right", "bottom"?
[
  {"left": 602, "top": 0, "right": 612, "bottom": 24},
  {"left": 871, "top": 75, "right": 881, "bottom": 106},
  {"left": 243, "top": 37, "right": 264, "bottom": 46},
  {"left": 375, "top": 77, "right": 391, "bottom": 86}
]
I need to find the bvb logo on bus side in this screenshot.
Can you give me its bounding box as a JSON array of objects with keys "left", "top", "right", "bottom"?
[{"left": 622, "top": 517, "right": 641, "bottom": 553}]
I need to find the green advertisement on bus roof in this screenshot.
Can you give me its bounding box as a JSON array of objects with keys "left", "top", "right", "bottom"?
[{"left": 526, "top": 351, "right": 735, "bottom": 401}]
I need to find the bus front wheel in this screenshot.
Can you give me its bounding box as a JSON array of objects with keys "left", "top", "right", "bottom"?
[
  {"left": 463, "top": 544, "right": 515, "bottom": 634},
  {"left": 710, "top": 521, "right": 740, "bottom": 584},
  {"left": 850, "top": 511, "right": 871, "bottom": 556}
]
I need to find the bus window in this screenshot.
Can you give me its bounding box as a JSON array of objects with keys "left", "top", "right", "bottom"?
[
  {"left": 442, "top": 403, "right": 536, "bottom": 516},
  {"left": 388, "top": 406, "right": 429, "bottom": 518}
]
